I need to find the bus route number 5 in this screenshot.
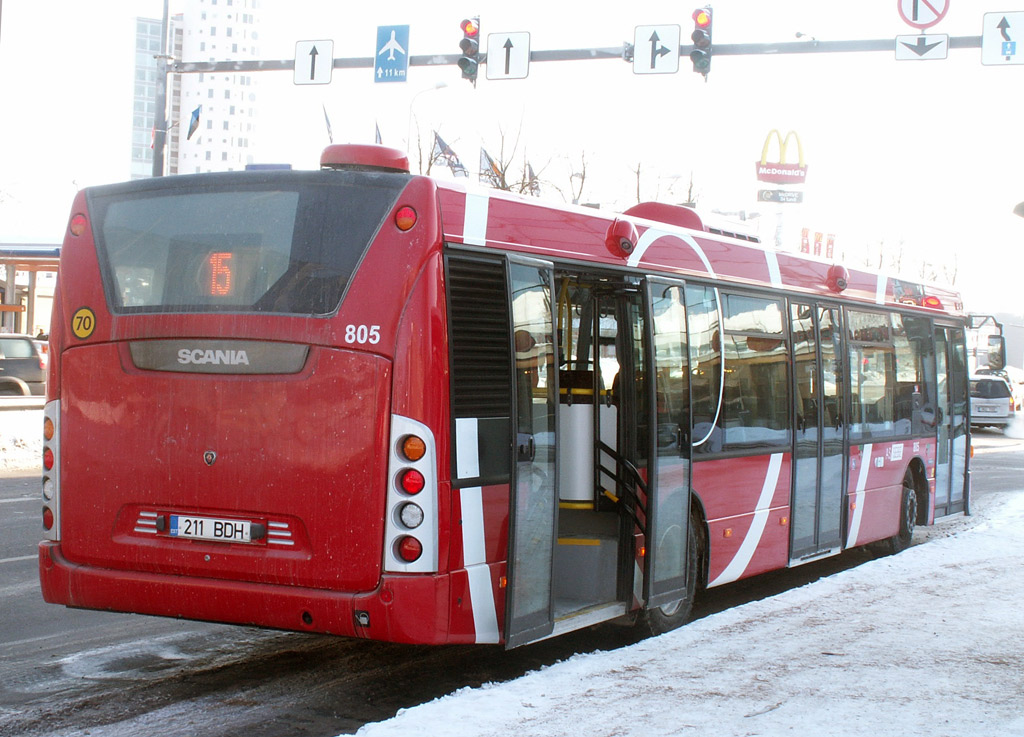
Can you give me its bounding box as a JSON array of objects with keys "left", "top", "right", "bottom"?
[{"left": 345, "top": 324, "right": 381, "bottom": 345}]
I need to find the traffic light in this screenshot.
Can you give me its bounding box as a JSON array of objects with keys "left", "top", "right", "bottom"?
[
  {"left": 458, "top": 17, "right": 480, "bottom": 85},
  {"left": 690, "top": 7, "right": 713, "bottom": 78}
]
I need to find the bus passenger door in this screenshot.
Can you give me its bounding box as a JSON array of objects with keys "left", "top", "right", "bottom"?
[
  {"left": 934, "top": 326, "right": 969, "bottom": 517},
  {"left": 790, "top": 303, "right": 846, "bottom": 562},
  {"left": 504, "top": 257, "right": 558, "bottom": 648},
  {"left": 645, "top": 279, "right": 693, "bottom": 608}
]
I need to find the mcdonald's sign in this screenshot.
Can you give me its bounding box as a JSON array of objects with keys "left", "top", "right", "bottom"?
[{"left": 755, "top": 129, "right": 808, "bottom": 185}]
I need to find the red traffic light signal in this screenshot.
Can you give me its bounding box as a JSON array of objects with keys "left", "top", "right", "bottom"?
[
  {"left": 458, "top": 17, "right": 481, "bottom": 84},
  {"left": 690, "top": 7, "right": 713, "bottom": 77}
]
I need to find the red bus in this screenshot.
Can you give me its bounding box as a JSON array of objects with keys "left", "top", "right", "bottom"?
[{"left": 39, "top": 144, "right": 970, "bottom": 648}]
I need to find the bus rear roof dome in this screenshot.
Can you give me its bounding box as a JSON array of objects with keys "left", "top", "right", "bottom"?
[{"left": 320, "top": 144, "right": 410, "bottom": 173}]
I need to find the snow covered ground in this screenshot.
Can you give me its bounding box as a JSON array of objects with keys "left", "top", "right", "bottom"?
[
  {"left": 0, "top": 408, "right": 42, "bottom": 474},
  {"left": 359, "top": 420, "right": 1024, "bottom": 737},
  {"left": 359, "top": 486, "right": 1024, "bottom": 737}
]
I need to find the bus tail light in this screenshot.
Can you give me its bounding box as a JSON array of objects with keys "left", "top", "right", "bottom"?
[
  {"left": 385, "top": 415, "right": 438, "bottom": 573},
  {"left": 400, "top": 469, "right": 425, "bottom": 494},
  {"left": 41, "top": 400, "right": 61, "bottom": 541},
  {"left": 394, "top": 206, "right": 417, "bottom": 231},
  {"left": 396, "top": 536, "right": 423, "bottom": 562},
  {"left": 69, "top": 213, "right": 88, "bottom": 237}
]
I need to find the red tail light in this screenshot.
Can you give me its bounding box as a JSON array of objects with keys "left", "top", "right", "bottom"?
[
  {"left": 69, "top": 213, "right": 88, "bottom": 237},
  {"left": 400, "top": 469, "right": 425, "bottom": 495},
  {"left": 397, "top": 536, "right": 423, "bottom": 562},
  {"left": 394, "top": 206, "right": 417, "bottom": 232},
  {"left": 43, "top": 448, "right": 54, "bottom": 471},
  {"left": 42, "top": 506, "right": 54, "bottom": 531}
]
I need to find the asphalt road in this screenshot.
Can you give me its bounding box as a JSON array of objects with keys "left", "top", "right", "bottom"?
[{"left": 1, "top": 428, "right": 1020, "bottom": 737}]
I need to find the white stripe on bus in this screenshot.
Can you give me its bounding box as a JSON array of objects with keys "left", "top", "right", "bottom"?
[
  {"left": 847, "top": 444, "right": 872, "bottom": 547},
  {"left": 765, "top": 249, "right": 782, "bottom": 288},
  {"left": 463, "top": 192, "right": 489, "bottom": 246},
  {"left": 709, "top": 453, "right": 784, "bottom": 587},
  {"left": 626, "top": 228, "right": 716, "bottom": 278},
  {"left": 460, "top": 486, "right": 499, "bottom": 643},
  {"left": 875, "top": 275, "right": 887, "bottom": 305}
]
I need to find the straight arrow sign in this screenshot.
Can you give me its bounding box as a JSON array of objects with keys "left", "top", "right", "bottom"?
[
  {"left": 486, "top": 32, "right": 531, "bottom": 79},
  {"left": 294, "top": 40, "right": 333, "bottom": 85}
]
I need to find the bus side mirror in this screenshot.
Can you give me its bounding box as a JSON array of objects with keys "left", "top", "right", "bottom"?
[{"left": 988, "top": 335, "right": 1007, "bottom": 371}]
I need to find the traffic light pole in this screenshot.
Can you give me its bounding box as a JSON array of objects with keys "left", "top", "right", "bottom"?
[
  {"left": 152, "top": 0, "right": 171, "bottom": 177},
  {"left": 168, "top": 35, "right": 983, "bottom": 76}
]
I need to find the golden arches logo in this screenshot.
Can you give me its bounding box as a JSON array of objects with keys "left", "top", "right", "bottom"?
[{"left": 755, "top": 129, "right": 808, "bottom": 184}]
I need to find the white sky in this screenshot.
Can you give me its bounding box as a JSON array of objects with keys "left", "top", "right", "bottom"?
[{"left": 1, "top": 1, "right": 1022, "bottom": 313}]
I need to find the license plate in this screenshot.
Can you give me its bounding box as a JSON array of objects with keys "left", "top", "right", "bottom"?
[
  {"left": 976, "top": 406, "right": 997, "bottom": 413},
  {"left": 169, "top": 514, "right": 252, "bottom": 543}
]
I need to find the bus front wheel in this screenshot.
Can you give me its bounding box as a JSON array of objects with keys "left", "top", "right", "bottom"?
[{"left": 638, "top": 512, "right": 701, "bottom": 636}]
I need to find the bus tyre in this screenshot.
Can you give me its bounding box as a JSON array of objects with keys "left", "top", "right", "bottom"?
[
  {"left": 638, "top": 513, "right": 700, "bottom": 637},
  {"left": 877, "top": 472, "right": 917, "bottom": 556}
]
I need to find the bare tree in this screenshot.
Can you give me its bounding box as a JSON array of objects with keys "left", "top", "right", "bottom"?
[{"left": 568, "top": 152, "right": 587, "bottom": 204}]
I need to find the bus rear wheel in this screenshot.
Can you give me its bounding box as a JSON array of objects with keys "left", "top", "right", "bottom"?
[{"left": 638, "top": 512, "right": 700, "bottom": 636}]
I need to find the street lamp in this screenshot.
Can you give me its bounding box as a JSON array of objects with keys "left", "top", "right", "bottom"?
[{"left": 406, "top": 81, "right": 448, "bottom": 155}]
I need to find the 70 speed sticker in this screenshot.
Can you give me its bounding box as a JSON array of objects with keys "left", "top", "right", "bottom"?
[{"left": 72, "top": 307, "right": 96, "bottom": 339}]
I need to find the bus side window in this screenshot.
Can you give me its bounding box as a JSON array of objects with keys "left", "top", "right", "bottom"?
[{"left": 685, "top": 285, "right": 722, "bottom": 453}]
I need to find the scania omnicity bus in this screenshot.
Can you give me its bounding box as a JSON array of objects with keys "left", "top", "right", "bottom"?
[{"left": 39, "top": 144, "right": 970, "bottom": 648}]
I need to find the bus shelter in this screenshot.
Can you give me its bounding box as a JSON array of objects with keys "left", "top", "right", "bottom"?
[{"left": 0, "top": 244, "right": 61, "bottom": 335}]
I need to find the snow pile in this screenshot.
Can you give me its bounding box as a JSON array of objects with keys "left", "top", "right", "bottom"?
[
  {"left": 0, "top": 409, "right": 42, "bottom": 473},
  {"left": 357, "top": 491, "right": 1024, "bottom": 737}
]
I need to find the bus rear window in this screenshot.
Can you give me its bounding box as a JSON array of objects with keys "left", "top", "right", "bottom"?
[{"left": 88, "top": 172, "right": 405, "bottom": 315}]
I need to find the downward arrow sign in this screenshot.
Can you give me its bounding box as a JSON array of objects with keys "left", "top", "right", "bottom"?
[{"left": 901, "top": 36, "right": 943, "bottom": 56}]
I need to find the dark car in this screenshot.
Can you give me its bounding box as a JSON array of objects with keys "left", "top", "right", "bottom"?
[{"left": 0, "top": 334, "right": 47, "bottom": 396}]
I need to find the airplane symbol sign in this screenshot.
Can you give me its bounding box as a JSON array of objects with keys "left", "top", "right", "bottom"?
[{"left": 376, "top": 25, "right": 410, "bottom": 83}]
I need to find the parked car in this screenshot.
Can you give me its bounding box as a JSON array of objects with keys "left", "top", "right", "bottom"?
[
  {"left": 0, "top": 334, "right": 47, "bottom": 396},
  {"left": 969, "top": 375, "right": 1016, "bottom": 428},
  {"left": 975, "top": 366, "right": 1024, "bottom": 411}
]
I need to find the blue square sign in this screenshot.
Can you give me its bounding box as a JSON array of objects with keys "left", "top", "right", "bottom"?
[{"left": 376, "top": 25, "right": 410, "bottom": 83}]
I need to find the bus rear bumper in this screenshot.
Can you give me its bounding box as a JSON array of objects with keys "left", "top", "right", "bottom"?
[{"left": 38, "top": 541, "right": 456, "bottom": 644}]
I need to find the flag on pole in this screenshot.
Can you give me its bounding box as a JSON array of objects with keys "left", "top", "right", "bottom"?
[
  {"left": 479, "top": 148, "right": 504, "bottom": 188},
  {"left": 526, "top": 162, "right": 540, "bottom": 196},
  {"left": 375, "top": 122, "right": 382, "bottom": 144},
  {"left": 187, "top": 105, "right": 202, "bottom": 140},
  {"left": 323, "top": 104, "right": 334, "bottom": 144},
  {"left": 432, "top": 132, "right": 469, "bottom": 177}
]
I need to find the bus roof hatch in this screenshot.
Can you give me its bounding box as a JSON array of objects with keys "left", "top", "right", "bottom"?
[{"left": 320, "top": 144, "right": 411, "bottom": 174}]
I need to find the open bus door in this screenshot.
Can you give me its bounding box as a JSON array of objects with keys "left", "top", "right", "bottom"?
[
  {"left": 934, "top": 325, "right": 970, "bottom": 517},
  {"left": 644, "top": 278, "right": 694, "bottom": 611},
  {"left": 504, "top": 257, "right": 559, "bottom": 648}
]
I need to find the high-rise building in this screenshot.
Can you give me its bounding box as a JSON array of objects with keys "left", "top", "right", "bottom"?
[
  {"left": 131, "top": 18, "right": 163, "bottom": 179},
  {"left": 137, "top": 0, "right": 263, "bottom": 176}
]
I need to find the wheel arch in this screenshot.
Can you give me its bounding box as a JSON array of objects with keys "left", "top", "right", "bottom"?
[
  {"left": 906, "top": 456, "right": 929, "bottom": 525},
  {"left": 689, "top": 488, "right": 709, "bottom": 589}
]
